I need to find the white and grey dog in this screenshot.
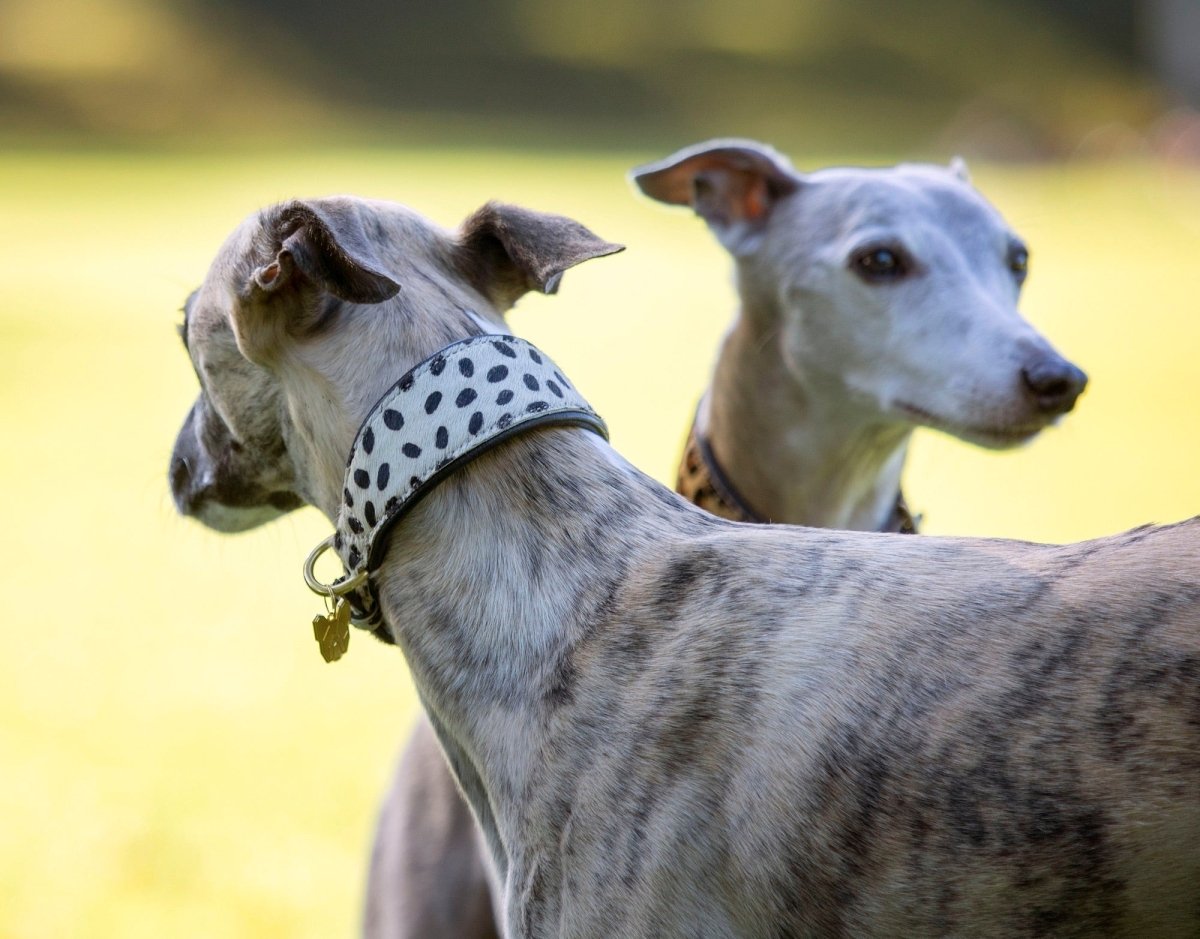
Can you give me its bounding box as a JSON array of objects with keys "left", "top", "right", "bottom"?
[
  {"left": 637, "top": 140, "right": 1087, "bottom": 528},
  {"left": 171, "top": 195, "right": 1199, "bottom": 938},
  {"left": 363, "top": 142, "right": 1090, "bottom": 939}
]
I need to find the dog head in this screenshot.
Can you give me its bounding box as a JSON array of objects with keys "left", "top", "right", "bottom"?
[
  {"left": 633, "top": 140, "right": 1087, "bottom": 448},
  {"left": 169, "top": 197, "right": 622, "bottom": 530}
]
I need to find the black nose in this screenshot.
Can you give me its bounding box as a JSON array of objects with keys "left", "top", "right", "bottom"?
[
  {"left": 1021, "top": 358, "right": 1088, "bottom": 416},
  {"left": 169, "top": 454, "right": 196, "bottom": 513},
  {"left": 170, "top": 455, "right": 190, "bottom": 491}
]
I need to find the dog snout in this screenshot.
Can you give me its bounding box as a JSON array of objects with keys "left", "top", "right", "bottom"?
[
  {"left": 169, "top": 402, "right": 208, "bottom": 516},
  {"left": 1021, "top": 356, "right": 1088, "bottom": 416},
  {"left": 170, "top": 454, "right": 192, "bottom": 505},
  {"left": 169, "top": 451, "right": 211, "bottom": 516}
]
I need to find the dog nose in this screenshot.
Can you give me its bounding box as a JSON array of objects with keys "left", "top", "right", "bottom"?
[
  {"left": 170, "top": 454, "right": 191, "bottom": 492},
  {"left": 169, "top": 455, "right": 199, "bottom": 514},
  {"left": 1021, "top": 358, "right": 1088, "bottom": 415}
]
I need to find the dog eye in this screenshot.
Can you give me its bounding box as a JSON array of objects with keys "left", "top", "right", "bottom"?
[
  {"left": 850, "top": 245, "right": 911, "bottom": 283},
  {"left": 1008, "top": 246, "right": 1029, "bottom": 282}
]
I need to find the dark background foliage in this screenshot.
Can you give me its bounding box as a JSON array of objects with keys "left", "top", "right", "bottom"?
[{"left": 2, "top": 0, "right": 1197, "bottom": 156}]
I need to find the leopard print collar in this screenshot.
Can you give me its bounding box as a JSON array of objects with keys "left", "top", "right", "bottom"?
[
  {"left": 316, "top": 335, "right": 607, "bottom": 630},
  {"left": 676, "top": 417, "right": 918, "bottom": 534},
  {"left": 676, "top": 421, "right": 765, "bottom": 523}
]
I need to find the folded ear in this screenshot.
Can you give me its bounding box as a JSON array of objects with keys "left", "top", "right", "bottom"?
[
  {"left": 236, "top": 199, "right": 401, "bottom": 363},
  {"left": 456, "top": 201, "right": 624, "bottom": 309},
  {"left": 252, "top": 200, "right": 400, "bottom": 303},
  {"left": 631, "top": 139, "right": 801, "bottom": 255}
]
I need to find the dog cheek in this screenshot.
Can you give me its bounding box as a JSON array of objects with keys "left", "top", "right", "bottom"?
[{"left": 778, "top": 317, "right": 822, "bottom": 384}]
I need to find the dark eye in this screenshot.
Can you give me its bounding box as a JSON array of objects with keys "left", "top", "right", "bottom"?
[
  {"left": 1009, "top": 245, "right": 1029, "bottom": 282},
  {"left": 850, "top": 244, "right": 912, "bottom": 283}
]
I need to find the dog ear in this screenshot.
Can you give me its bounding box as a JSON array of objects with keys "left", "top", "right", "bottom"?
[
  {"left": 948, "top": 156, "right": 972, "bottom": 183},
  {"left": 236, "top": 200, "right": 401, "bottom": 363},
  {"left": 456, "top": 201, "right": 624, "bottom": 309},
  {"left": 252, "top": 200, "right": 400, "bottom": 303},
  {"left": 631, "top": 139, "right": 801, "bottom": 255}
]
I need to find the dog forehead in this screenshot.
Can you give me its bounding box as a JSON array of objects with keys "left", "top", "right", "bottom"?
[
  {"left": 811, "top": 165, "right": 998, "bottom": 218},
  {"left": 797, "top": 164, "right": 1012, "bottom": 236}
]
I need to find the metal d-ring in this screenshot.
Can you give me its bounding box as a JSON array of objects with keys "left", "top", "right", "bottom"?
[{"left": 303, "top": 534, "right": 369, "bottom": 599}]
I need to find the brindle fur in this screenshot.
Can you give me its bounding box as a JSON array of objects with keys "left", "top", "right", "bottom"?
[
  {"left": 171, "top": 195, "right": 1200, "bottom": 938},
  {"left": 368, "top": 143, "right": 1087, "bottom": 939}
]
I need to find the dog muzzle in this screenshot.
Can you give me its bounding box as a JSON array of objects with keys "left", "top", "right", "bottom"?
[{"left": 302, "top": 335, "right": 607, "bottom": 661}]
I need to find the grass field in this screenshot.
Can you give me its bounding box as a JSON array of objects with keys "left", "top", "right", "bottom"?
[{"left": 2, "top": 149, "right": 1198, "bottom": 938}]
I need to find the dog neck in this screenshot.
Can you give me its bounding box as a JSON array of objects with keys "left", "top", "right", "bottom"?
[
  {"left": 704, "top": 309, "right": 912, "bottom": 532},
  {"left": 326, "top": 335, "right": 607, "bottom": 626},
  {"left": 369, "top": 425, "right": 709, "bottom": 878},
  {"left": 310, "top": 336, "right": 713, "bottom": 877}
]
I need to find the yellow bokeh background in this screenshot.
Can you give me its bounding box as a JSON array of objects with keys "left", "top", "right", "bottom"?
[{"left": 2, "top": 149, "right": 1199, "bottom": 937}]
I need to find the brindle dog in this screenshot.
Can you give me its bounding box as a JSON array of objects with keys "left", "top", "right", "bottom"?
[
  {"left": 364, "top": 143, "right": 1090, "bottom": 939},
  {"left": 171, "top": 196, "right": 1199, "bottom": 938}
]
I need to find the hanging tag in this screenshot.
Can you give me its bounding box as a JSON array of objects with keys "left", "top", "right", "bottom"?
[{"left": 312, "top": 597, "right": 351, "bottom": 663}]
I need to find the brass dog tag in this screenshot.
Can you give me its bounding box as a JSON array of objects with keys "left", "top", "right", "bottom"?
[{"left": 312, "top": 597, "right": 351, "bottom": 663}]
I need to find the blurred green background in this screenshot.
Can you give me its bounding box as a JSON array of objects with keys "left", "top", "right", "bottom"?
[{"left": 2, "top": 2, "right": 1199, "bottom": 937}]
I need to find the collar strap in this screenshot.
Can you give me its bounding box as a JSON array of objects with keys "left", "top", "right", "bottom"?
[
  {"left": 328, "top": 335, "right": 608, "bottom": 627},
  {"left": 677, "top": 419, "right": 765, "bottom": 524},
  {"left": 676, "top": 412, "right": 919, "bottom": 534}
]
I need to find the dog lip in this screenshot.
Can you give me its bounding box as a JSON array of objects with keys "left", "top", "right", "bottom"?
[
  {"left": 894, "top": 400, "right": 1047, "bottom": 446},
  {"left": 173, "top": 480, "right": 302, "bottom": 521},
  {"left": 268, "top": 491, "right": 305, "bottom": 511}
]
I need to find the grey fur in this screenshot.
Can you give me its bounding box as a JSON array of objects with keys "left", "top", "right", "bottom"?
[
  {"left": 634, "top": 139, "right": 1087, "bottom": 529},
  {"left": 172, "top": 195, "right": 1199, "bottom": 939},
  {"left": 366, "top": 143, "right": 1091, "bottom": 939}
]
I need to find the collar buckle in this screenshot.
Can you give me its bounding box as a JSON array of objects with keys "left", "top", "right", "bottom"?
[{"left": 302, "top": 534, "right": 369, "bottom": 599}]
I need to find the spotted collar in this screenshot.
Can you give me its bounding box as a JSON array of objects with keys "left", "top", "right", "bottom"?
[
  {"left": 676, "top": 415, "right": 918, "bottom": 534},
  {"left": 305, "top": 335, "right": 607, "bottom": 642}
]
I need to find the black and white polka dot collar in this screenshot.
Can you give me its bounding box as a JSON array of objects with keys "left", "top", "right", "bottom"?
[{"left": 322, "top": 335, "right": 607, "bottom": 628}]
